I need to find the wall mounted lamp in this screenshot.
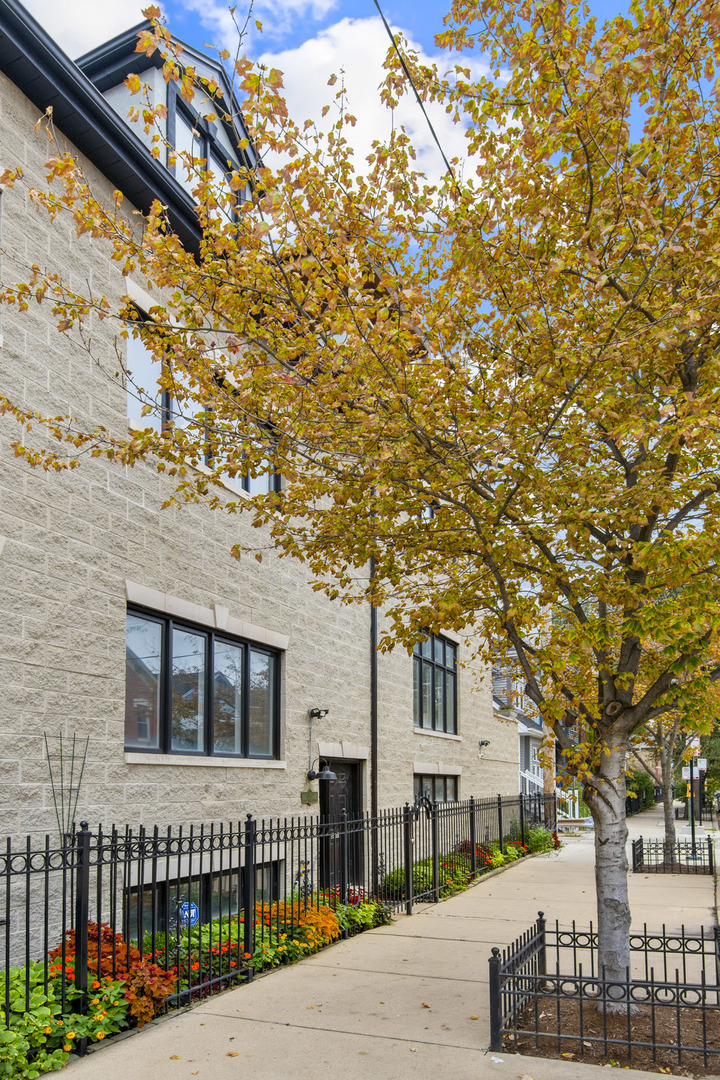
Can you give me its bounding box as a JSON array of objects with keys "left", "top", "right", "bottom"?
[
  {"left": 308, "top": 708, "right": 329, "bottom": 719},
  {"left": 307, "top": 759, "right": 337, "bottom": 782},
  {"left": 478, "top": 739, "right": 491, "bottom": 748}
]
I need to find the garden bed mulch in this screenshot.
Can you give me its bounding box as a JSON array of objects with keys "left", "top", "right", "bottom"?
[{"left": 510, "top": 997, "right": 720, "bottom": 1077}]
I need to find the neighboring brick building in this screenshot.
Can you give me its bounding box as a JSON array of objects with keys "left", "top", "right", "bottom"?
[{"left": 0, "top": 0, "right": 519, "bottom": 838}]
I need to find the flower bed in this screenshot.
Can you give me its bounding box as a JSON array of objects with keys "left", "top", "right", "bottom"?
[
  {"left": 381, "top": 825, "right": 560, "bottom": 903},
  {"left": 2, "top": 898, "right": 393, "bottom": 1078}
]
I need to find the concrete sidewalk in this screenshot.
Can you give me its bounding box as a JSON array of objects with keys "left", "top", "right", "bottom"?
[{"left": 64, "top": 808, "right": 718, "bottom": 1080}]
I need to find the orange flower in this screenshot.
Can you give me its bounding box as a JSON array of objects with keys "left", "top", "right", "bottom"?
[
  {"left": 92, "top": 981, "right": 101, "bottom": 989},
  {"left": 96, "top": 1032, "right": 106, "bottom": 1040}
]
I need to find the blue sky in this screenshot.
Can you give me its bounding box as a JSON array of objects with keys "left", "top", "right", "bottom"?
[{"left": 24, "top": 0, "right": 629, "bottom": 181}]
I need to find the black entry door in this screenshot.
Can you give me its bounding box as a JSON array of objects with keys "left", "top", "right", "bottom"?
[{"left": 319, "top": 761, "right": 363, "bottom": 891}]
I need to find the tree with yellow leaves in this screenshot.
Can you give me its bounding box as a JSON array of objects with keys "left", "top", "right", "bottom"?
[{"left": 2, "top": 0, "right": 720, "bottom": 986}]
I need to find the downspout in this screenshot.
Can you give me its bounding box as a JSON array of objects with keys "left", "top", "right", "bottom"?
[
  {"left": 370, "top": 554, "right": 378, "bottom": 818},
  {"left": 370, "top": 555, "right": 379, "bottom": 893}
]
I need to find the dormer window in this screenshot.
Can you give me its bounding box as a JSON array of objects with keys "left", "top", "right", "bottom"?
[
  {"left": 168, "top": 87, "right": 244, "bottom": 211},
  {"left": 77, "top": 22, "right": 253, "bottom": 223}
]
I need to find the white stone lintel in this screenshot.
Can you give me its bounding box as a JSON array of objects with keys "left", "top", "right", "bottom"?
[
  {"left": 125, "top": 580, "right": 289, "bottom": 650},
  {"left": 317, "top": 740, "right": 369, "bottom": 761},
  {"left": 413, "top": 761, "right": 463, "bottom": 776}
]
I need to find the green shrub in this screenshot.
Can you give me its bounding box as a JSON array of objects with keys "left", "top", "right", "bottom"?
[
  {"left": 526, "top": 826, "right": 554, "bottom": 853},
  {"left": 0, "top": 965, "right": 69, "bottom": 1079},
  {"left": 371, "top": 902, "right": 394, "bottom": 927},
  {"left": 334, "top": 902, "right": 377, "bottom": 935},
  {"left": 627, "top": 770, "right": 655, "bottom": 811}
]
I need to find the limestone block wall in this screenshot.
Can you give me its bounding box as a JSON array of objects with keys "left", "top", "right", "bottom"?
[{"left": 0, "top": 68, "right": 518, "bottom": 842}]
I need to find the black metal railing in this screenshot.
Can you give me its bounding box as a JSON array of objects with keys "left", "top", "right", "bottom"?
[
  {"left": 2, "top": 791, "right": 555, "bottom": 1049},
  {"left": 489, "top": 916, "right": 720, "bottom": 1071},
  {"left": 631, "top": 836, "right": 715, "bottom": 874},
  {"left": 674, "top": 804, "right": 717, "bottom": 824}
]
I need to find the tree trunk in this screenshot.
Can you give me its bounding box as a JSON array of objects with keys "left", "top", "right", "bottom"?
[
  {"left": 584, "top": 739, "right": 631, "bottom": 996},
  {"left": 659, "top": 723, "right": 678, "bottom": 855},
  {"left": 661, "top": 765, "right": 676, "bottom": 850}
]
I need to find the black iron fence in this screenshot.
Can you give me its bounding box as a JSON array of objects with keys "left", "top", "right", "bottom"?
[
  {"left": 674, "top": 803, "right": 717, "bottom": 824},
  {"left": 631, "top": 836, "right": 715, "bottom": 875},
  {"left": 2, "top": 792, "right": 554, "bottom": 1048},
  {"left": 489, "top": 915, "right": 720, "bottom": 1071}
]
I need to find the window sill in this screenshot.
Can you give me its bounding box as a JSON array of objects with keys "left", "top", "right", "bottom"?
[
  {"left": 413, "top": 728, "right": 461, "bottom": 742},
  {"left": 125, "top": 752, "right": 286, "bottom": 769}
]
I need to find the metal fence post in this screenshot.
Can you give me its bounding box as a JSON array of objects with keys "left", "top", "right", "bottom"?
[
  {"left": 431, "top": 802, "right": 440, "bottom": 902},
  {"left": 631, "top": 837, "right": 641, "bottom": 873},
  {"left": 469, "top": 796, "right": 477, "bottom": 876},
  {"left": 536, "top": 910, "right": 547, "bottom": 976},
  {"left": 243, "top": 814, "right": 256, "bottom": 980},
  {"left": 403, "top": 803, "right": 414, "bottom": 915},
  {"left": 340, "top": 809, "right": 349, "bottom": 907},
  {"left": 488, "top": 947, "right": 503, "bottom": 1050},
  {"left": 497, "top": 794, "right": 504, "bottom": 847},
  {"left": 519, "top": 794, "right": 526, "bottom": 846},
  {"left": 74, "top": 822, "right": 91, "bottom": 1057}
]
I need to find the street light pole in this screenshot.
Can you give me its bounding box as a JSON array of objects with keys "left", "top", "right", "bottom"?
[{"left": 689, "top": 755, "right": 696, "bottom": 857}]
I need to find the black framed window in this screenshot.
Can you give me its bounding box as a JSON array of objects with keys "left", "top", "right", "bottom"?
[
  {"left": 125, "top": 607, "right": 280, "bottom": 758},
  {"left": 166, "top": 86, "right": 249, "bottom": 213},
  {"left": 414, "top": 774, "right": 459, "bottom": 803},
  {"left": 413, "top": 635, "right": 457, "bottom": 733},
  {"left": 126, "top": 862, "right": 280, "bottom": 942},
  {"left": 242, "top": 463, "right": 281, "bottom": 496}
]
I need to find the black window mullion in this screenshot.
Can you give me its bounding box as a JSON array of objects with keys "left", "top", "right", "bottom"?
[
  {"left": 162, "top": 618, "right": 172, "bottom": 753},
  {"left": 206, "top": 632, "right": 214, "bottom": 756},
  {"left": 242, "top": 643, "right": 250, "bottom": 758}
]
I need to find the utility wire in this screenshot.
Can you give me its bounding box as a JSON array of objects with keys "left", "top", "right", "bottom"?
[{"left": 371, "top": 0, "right": 460, "bottom": 193}]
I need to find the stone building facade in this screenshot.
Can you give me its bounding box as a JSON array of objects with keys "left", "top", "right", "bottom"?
[{"left": 0, "top": 0, "right": 519, "bottom": 840}]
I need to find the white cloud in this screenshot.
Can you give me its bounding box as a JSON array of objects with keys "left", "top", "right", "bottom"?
[
  {"left": 23, "top": 0, "right": 149, "bottom": 57},
  {"left": 254, "top": 0, "right": 338, "bottom": 40},
  {"left": 259, "top": 17, "right": 487, "bottom": 185}
]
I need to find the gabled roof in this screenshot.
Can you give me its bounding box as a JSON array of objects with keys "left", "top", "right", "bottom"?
[
  {"left": 75, "top": 21, "right": 165, "bottom": 92},
  {"left": 0, "top": 0, "right": 201, "bottom": 251},
  {"left": 76, "top": 21, "right": 255, "bottom": 163},
  {"left": 493, "top": 693, "right": 545, "bottom": 735}
]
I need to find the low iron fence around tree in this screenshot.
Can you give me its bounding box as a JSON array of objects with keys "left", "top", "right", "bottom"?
[
  {"left": 631, "top": 836, "right": 715, "bottom": 875},
  {"left": 2, "top": 791, "right": 555, "bottom": 1045},
  {"left": 489, "top": 914, "right": 720, "bottom": 1072}
]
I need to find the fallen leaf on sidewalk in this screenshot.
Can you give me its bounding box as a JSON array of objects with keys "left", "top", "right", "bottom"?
[
  {"left": 421, "top": 1002, "right": 431, "bottom": 1009},
  {"left": 409, "top": 1048, "right": 417, "bottom": 1052},
  {"left": 517, "top": 1073, "right": 536, "bottom": 1079},
  {"left": 561, "top": 1052, "right": 575, "bottom": 1059},
  {"left": 470, "top": 1015, "right": 478, "bottom": 1020},
  {"left": 170, "top": 1056, "right": 181, "bottom": 1061},
  {"left": 227, "top": 1052, "right": 240, "bottom": 1057}
]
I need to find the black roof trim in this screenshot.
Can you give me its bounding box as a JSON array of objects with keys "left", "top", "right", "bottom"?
[
  {"left": 75, "top": 21, "right": 163, "bottom": 92},
  {"left": 0, "top": 0, "right": 202, "bottom": 252}
]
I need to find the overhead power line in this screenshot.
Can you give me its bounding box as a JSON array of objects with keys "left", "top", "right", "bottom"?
[{"left": 371, "top": 0, "right": 459, "bottom": 191}]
